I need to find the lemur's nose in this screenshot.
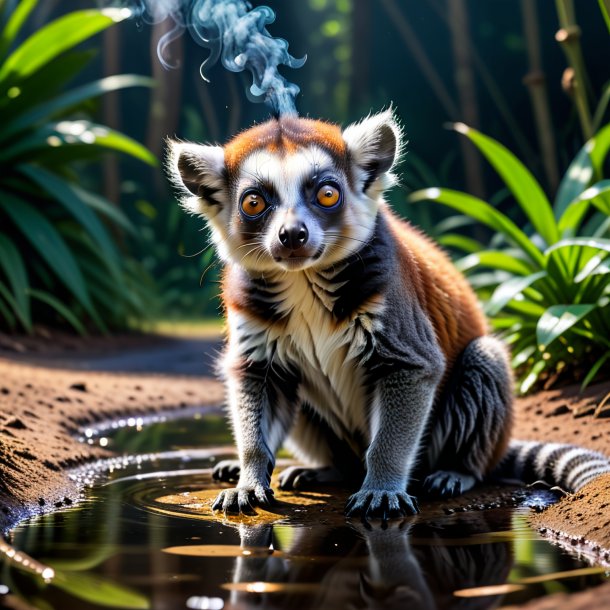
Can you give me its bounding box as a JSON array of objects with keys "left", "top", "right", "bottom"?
[{"left": 278, "top": 222, "right": 309, "bottom": 249}]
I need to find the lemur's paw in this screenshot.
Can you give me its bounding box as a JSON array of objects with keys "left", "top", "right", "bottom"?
[
  {"left": 422, "top": 470, "right": 476, "bottom": 499},
  {"left": 211, "top": 485, "right": 275, "bottom": 515},
  {"left": 345, "top": 489, "right": 419, "bottom": 523},
  {"left": 278, "top": 466, "right": 343, "bottom": 490},
  {"left": 212, "top": 459, "right": 241, "bottom": 483}
]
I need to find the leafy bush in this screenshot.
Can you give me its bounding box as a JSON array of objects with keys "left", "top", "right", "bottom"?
[
  {"left": 410, "top": 122, "right": 610, "bottom": 393},
  {"left": 0, "top": 1, "right": 156, "bottom": 333}
]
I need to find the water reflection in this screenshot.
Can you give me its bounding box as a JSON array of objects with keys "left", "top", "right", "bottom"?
[{"left": 217, "top": 516, "right": 513, "bottom": 610}]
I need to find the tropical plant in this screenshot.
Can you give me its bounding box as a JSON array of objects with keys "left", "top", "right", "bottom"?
[
  {"left": 0, "top": 1, "right": 157, "bottom": 334},
  {"left": 409, "top": 122, "right": 610, "bottom": 393}
]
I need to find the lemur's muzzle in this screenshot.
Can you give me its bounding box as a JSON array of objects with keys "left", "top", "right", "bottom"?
[{"left": 278, "top": 222, "right": 309, "bottom": 250}]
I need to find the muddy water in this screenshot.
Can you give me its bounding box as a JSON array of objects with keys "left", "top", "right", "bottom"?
[{"left": 1, "top": 412, "right": 609, "bottom": 610}]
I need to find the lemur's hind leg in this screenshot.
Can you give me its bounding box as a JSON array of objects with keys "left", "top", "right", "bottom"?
[
  {"left": 280, "top": 403, "right": 365, "bottom": 491},
  {"left": 422, "top": 335, "right": 513, "bottom": 499}
]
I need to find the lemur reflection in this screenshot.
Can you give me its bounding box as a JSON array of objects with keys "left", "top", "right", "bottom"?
[{"left": 222, "top": 515, "right": 511, "bottom": 610}]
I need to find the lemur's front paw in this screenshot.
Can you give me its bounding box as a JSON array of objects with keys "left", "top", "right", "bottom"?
[
  {"left": 345, "top": 489, "right": 419, "bottom": 523},
  {"left": 212, "top": 459, "right": 241, "bottom": 483},
  {"left": 211, "top": 485, "right": 275, "bottom": 515}
]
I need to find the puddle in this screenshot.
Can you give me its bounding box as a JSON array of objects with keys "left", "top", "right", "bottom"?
[{"left": 1, "top": 411, "right": 609, "bottom": 609}]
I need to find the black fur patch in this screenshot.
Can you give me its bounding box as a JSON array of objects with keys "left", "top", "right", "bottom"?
[
  {"left": 242, "top": 275, "right": 287, "bottom": 323},
  {"left": 322, "top": 215, "right": 391, "bottom": 321}
]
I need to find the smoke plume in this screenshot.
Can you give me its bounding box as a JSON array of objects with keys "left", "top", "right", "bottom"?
[{"left": 131, "top": 0, "right": 306, "bottom": 116}]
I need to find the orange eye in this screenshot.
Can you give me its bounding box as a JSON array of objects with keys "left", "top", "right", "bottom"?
[
  {"left": 316, "top": 184, "right": 340, "bottom": 208},
  {"left": 240, "top": 191, "right": 267, "bottom": 217}
]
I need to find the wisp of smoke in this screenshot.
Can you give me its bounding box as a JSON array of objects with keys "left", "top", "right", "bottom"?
[{"left": 129, "top": 0, "right": 306, "bottom": 116}]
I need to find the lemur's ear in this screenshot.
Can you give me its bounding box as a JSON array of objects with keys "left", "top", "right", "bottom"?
[
  {"left": 342, "top": 109, "right": 401, "bottom": 193},
  {"left": 167, "top": 141, "right": 226, "bottom": 215}
]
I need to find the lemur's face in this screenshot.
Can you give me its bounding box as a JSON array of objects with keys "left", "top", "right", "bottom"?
[{"left": 169, "top": 110, "right": 400, "bottom": 273}]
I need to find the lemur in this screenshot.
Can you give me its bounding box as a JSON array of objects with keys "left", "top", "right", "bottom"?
[{"left": 168, "top": 110, "right": 610, "bottom": 521}]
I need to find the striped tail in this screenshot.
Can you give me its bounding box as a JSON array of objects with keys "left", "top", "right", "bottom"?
[{"left": 493, "top": 440, "right": 610, "bottom": 492}]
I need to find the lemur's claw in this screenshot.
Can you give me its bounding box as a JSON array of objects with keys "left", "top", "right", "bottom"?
[
  {"left": 211, "top": 485, "right": 275, "bottom": 515},
  {"left": 212, "top": 459, "right": 241, "bottom": 483},
  {"left": 344, "top": 489, "right": 419, "bottom": 522}
]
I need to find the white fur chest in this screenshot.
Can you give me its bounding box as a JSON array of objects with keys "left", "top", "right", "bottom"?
[{"left": 226, "top": 270, "right": 385, "bottom": 435}]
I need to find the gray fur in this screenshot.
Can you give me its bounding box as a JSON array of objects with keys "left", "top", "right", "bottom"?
[{"left": 423, "top": 335, "right": 513, "bottom": 481}]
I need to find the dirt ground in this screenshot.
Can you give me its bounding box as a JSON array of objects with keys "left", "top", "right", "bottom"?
[{"left": 1, "top": 331, "right": 610, "bottom": 609}]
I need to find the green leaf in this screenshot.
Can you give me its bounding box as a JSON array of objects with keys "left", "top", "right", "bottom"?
[
  {"left": 581, "top": 350, "right": 610, "bottom": 390},
  {"left": 0, "top": 281, "right": 17, "bottom": 329},
  {"left": 437, "top": 233, "right": 484, "bottom": 254},
  {"left": 590, "top": 122, "right": 610, "bottom": 179},
  {"left": 409, "top": 188, "right": 545, "bottom": 267},
  {"left": 28, "top": 289, "right": 85, "bottom": 335},
  {"left": 0, "top": 9, "right": 131, "bottom": 86},
  {"left": 0, "top": 75, "right": 155, "bottom": 141},
  {"left": 554, "top": 146, "right": 594, "bottom": 218},
  {"left": 0, "top": 234, "right": 31, "bottom": 330},
  {"left": 557, "top": 180, "right": 610, "bottom": 236},
  {"left": 0, "top": 121, "right": 157, "bottom": 166},
  {"left": 593, "top": 82, "right": 610, "bottom": 133},
  {"left": 520, "top": 359, "right": 546, "bottom": 394},
  {"left": 76, "top": 188, "right": 135, "bottom": 234},
  {"left": 0, "top": 189, "right": 98, "bottom": 321},
  {"left": 546, "top": 236, "right": 610, "bottom": 257},
  {"left": 0, "top": 282, "right": 19, "bottom": 329},
  {"left": 453, "top": 123, "right": 559, "bottom": 245},
  {"left": 574, "top": 254, "right": 610, "bottom": 283},
  {"left": 0, "top": 49, "right": 96, "bottom": 115},
  {"left": 0, "top": 0, "right": 37, "bottom": 58},
  {"left": 20, "top": 165, "right": 121, "bottom": 271},
  {"left": 50, "top": 569, "right": 149, "bottom": 609},
  {"left": 486, "top": 271, "right": 547, "bottom": 316},
  {"left": 600, "top": 0, "right": 610, "bottom": 33},
  {"left": 537, "top": 304, "right": 596, "bottom": 350},
  {"left": 456, "top": 250, "right": 534, "bottom": 275},
  {"left": 512, "top": 344, "right": 536, "bottom": 368}
]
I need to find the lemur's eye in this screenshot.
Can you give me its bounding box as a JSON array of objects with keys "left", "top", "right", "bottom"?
[
  {"left": 240, "top": 191, "right": 267, "bottom": 217},
  {"left": 316, "top": 184, "right": 341, "bottom": 208}
]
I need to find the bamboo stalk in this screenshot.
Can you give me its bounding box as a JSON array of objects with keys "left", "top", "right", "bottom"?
[
  {"left": 554, "top": 0, "right": 593, "bottom": 140},
  {"left": 521, "top": 0, "right": 559, "bottom": 193},
  {"left": 427, "top": 0, "right": 537, "bottom": 171},
  {"left": 379, "top": 0, "right": 459, "bottom": 119},
  {"left": 447, "top": 0, "right": 485, "bottom": 198}
]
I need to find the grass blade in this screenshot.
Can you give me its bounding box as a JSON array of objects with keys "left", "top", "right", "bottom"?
[
  {"left": 581, "top": 350, "right": 610, "bottom": 390},
  {"left": 28, "top": 289, "right": 86, "bottom": 335},
  {"left": 0, "top": 234, "right": 31, "bottom": 330}
]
